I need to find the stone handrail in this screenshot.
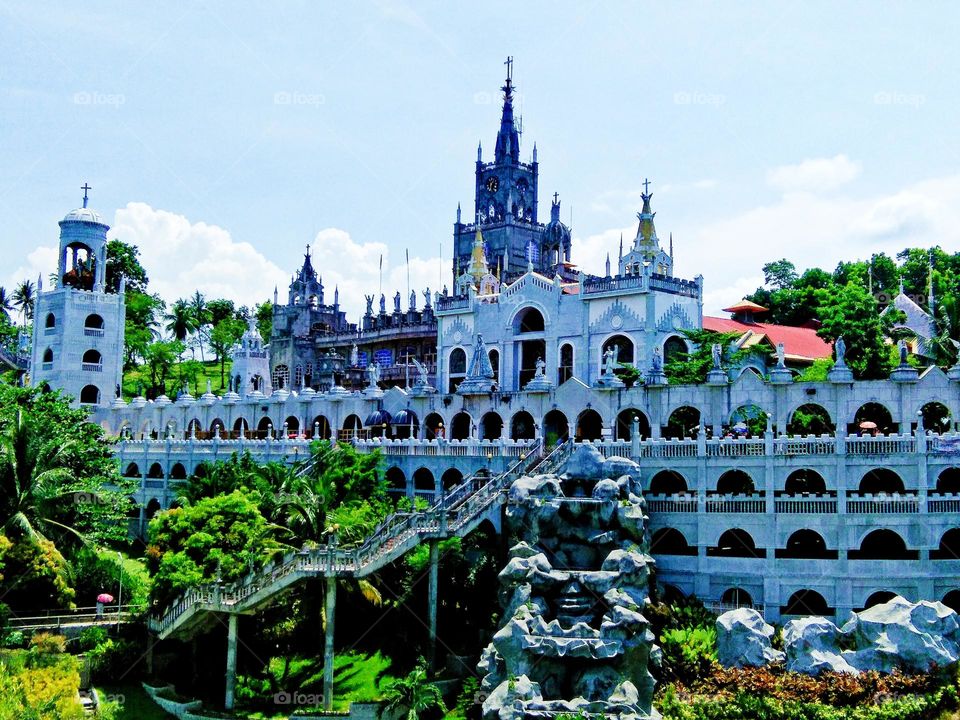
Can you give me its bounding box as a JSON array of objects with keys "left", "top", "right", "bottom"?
[{"left": 149, "top": 440, "right": 571, "bottom": 638}]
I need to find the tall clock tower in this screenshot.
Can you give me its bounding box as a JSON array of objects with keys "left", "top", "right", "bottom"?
[{"left": 453, "top": 58, "right": 563, "bottom": 284}]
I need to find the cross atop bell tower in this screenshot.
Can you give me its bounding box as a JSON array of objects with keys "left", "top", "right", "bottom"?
[{"left": 81, "top": 183, "right": 92, "bottom": 208}]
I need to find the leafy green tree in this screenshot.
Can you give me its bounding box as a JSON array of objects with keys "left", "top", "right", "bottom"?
[
  {"left": 255, "top": 301, "right": 273, "bottom": 342},
  {"left": 147, "top": 490, "right": 273, "bottom": 607},
  {"left": 381, "top": 658, "right": 446, "bottom": 720},
  {"left": 815, "top": 282, "right": 891, "bottom": 379},
  {"left": 206, "top": 298, "right": 236, "bottom": 326},
  {"left": 188, "top": 291, "right": 211, "bottom": 362},
  {"left": 122, "top": 292, "right": 164, "bottom": 369},
  {"left": 105, "top": 240, "right": 148, "bottom": 294},
  {"left": 762, "top": 259, "right": 798, "bottom": 290},
  {"left": 0, "top": 288, "right": 12, "bottom": 321},
  {"left": 142, "top": 340, "right": 184, "bottom": 396},
  {"left": 209, "top": 318, "right": 244, "bottom": 388},
  {"left": 12, "top": 280, "right": 35, "bottom": 325},
  {"left": 664, "top": 330, "right": 753, "bottom": 385}
]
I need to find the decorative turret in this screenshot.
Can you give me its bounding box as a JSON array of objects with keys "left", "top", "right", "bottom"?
[
  {"left": 288, "top": 244, "right": 323, "bottom": 306},
  {"left": 542, "top": 192, "right": 572, "bottom": 268},
  {"left": 618, "top": 179, "right": 674, "bottom": 277},
  {"left": 58, "top": 183, "right": 109, "bottom": 292}
]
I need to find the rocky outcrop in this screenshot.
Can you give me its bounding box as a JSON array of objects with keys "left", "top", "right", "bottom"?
[
  {"left": 716, "top": 608, "right": 785, "bottom": 667},
  {"left": 479, "top": 444, "right": 658, "bottom": 720},
  {"left": 718, "top": 596, "right": 960, "bottom": 675}
]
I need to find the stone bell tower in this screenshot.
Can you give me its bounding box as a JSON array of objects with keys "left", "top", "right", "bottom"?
[{"left": 31, "top": 184, "right": 126, "bottom": 407}]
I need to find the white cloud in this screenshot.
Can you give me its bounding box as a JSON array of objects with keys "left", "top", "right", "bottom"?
[{"left": 767, "top": 154, "right": 861, "bottom": 193}]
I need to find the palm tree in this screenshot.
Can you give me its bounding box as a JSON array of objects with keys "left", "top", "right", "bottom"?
[
  {"left": 0, "top": 287, "right": 13, "bottom": 322},
  {"left": 0, "top": 409, "right": 80, "bottom": 543},
  {"left": 189, "top": 291, "right": 210, "bottom": 362},
  {"left": 164, "top": 299, "right": 198, "bottom": 345},
  {"left": 382, "top": 659, "right": 446, "bottom": 720},
  {"left": 12, "top": 280, "right": 35, "bottom": 326}
]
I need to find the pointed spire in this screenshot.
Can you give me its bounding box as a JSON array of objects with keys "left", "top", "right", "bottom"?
[
  {"left": 669, "top": 232, "right": 674, "bottom": 260},
  {"left": 533, "top": 142, "right": 538, "bottom": 163},
  {"left": 619, "top": 233, "right": 624, "bottom": 262},
  {"left": 605, "top": 253, "right": 611, "bottom": 277},
  {"left": 634, "top": 178, "right": 659, "bottom": 252},
  {"left": 477, "top": 141, "right": 482, "bottom": 162},
  {"left": 494, "top": 56, "right": 520, "bottom": 164},
  {"left": 273, "top": 286, "right": 278, "bottom": 304},
  {"left": 334, "top": 285, "right": 339, "bottom": 307},
  {"left": 456, "top": 202, "right": 461, "bottom": 224}
]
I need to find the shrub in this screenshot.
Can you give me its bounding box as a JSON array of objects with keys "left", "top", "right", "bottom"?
[
  {"left": 659, "top": 627, "right": 718, "bottom": 684},
  {"left": 29, "top": 632, "right": 66, "bottom": 654},
  {"left": 76, "top": 626, "right": 107, "bottom": 652},
  {"left": 87, "top": 638, "right": 143, "bottom": 681}
]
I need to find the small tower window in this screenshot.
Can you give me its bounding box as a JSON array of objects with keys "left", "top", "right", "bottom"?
[
  {"left": 79, "top": 385, "right": 100, "bottom": 405},
  {"left": 82, "top": 349, "right": 102, "bottom": 369},
  {"left": 42, "top": 348, "right": 53, "bottom": 363},
  {"left": 84, "top": 313, "right": 105, "bottom": 336},
  {"left": 45, "top": 313, "right": 56, "bottom": 329}
]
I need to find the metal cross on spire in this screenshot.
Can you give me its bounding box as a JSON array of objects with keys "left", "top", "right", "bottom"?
[
  {"left": 81, "top": 182, "right": 92, "bottom": 208},
  {"left": 504, "top": 56, "right": 513, "bottom": 82},
  {"left": 642, "top": 178, "right": 651, "bottom": 194},
  {"left": 553, "top": 191, "right": 559, "bottom": 204}
]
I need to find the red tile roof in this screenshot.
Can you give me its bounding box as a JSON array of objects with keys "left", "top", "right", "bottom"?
[{"left": 703, "top": 316, "right": 833, "bottom": 362}]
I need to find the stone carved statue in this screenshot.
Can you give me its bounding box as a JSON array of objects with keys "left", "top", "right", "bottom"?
[
  {"left": 650, "top": 347, "right": 663, "bottom": 372},
  {"left": 776, "top": 342, "right": 785, "bottom": 368},
  {"left": 409, "top": 289, "right": 416, "bottom": 311},
  {"left": 535, "top": 356, "right": 546, "bottom": 377},
  {"left": 898, "top": 338, "right": 909, "bottom": 365},
  {"left": 379, "top": 294, "right": 386, "bottom": 314},
  {"left": 364, "top": 295, "right": 374, "bottom": 315},
  {"left": 467, "top": 334, "right": 495, "bottom": 380},
  {"left": 423, "top": 287, "right": 431, "bottom": 308},
  {"left": 350, "top": 344, "right": 359, "bottom": 367},
  {"left": 712, "top": 343, "right": 722, "bottom": 370},
  {"left": 367, "top": 362, "right": 380, "bottom": 387},
  {"left": 393, "top": 291, "right": 401, "bottom": 313},
  {"left": 835, "top": 336, "right": 847, "bottom": 367},
  {"left": 479, "top": 445, "right": 657, "bottom": 719},
  {"left": 442, "top": 285, "right": 448, "bottom": 297},
  {"left": 602, "top": 345, "right": 617, "bottom": 376},
  {"left": 411, "top": 357, "right": 429, "bottom": 386}
]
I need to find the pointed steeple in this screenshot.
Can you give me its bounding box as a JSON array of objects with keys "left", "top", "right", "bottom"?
[
  {"left": 605, "top": 253, "right": 611, "bottom": 277},
  {"left": 634, "top": 178, "right": 659, "bottom": 255},
  {"left": 468, "top": 228, "right": 488, "bottom": 284},
  {"left": 300, "top": 244, "right": 317, "bottom": 282},
  {"left": 494, "top": 56, "right": 520, "bottom": 164}
]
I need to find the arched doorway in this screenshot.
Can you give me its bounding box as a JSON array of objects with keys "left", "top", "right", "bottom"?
[
  {"left": 386, "top": 467, "right": 406, "bottom": 494},
  {"left": 413, "top": 467, "right": 435, "bottom": 493},
  {"left": 784, "top": 469, "right": 827, "bottom": 494},
  {"left": 480, "top": 412, "right": 503, "bottom": 441},
  {"left": 938, "top": 468, "right": 960, "bottom": 494},
  {"left": 664, "top": 406, "right": 700, "bottom": 439},
  {"left": 169, "top": 463, "right": 187, "bottom": 480},
  {"left": 257, "top": 416, "right": 273, "bottom": 438},
  {"left": 787, "top": 404, "right": 834, "bottom": 436},
  {"left": 932, "top": 529, "right": 960, "bottom": 560},
  {"left": 859, "top": 468, "right": 905, "bottom": 494},
  {"left": 233, "top": 417, "right": 249, "bottom": 436},
  {"left": 284, "top": 416, "right": 300, "bottom": 437},
  {"left": 210, "top": 418, "right": 225, "bottom": 437},
  {"left": 311, "top": 415, "right": 332, "bottom": 440},
  {"left": 342, "top": 414, "right": 363, "bottom": 440},
  {"left": 649, "top": 470, "right": 688, "bottom": 494},
  {"left": 863, "top": 591, "right": 897, "bottom": 609},
  {"left": 515, "top": 307, "right": 546, "bottom": 389},
  {"left": 448, "top": 348, "right": 467, "bottom": 393},
  {"left": 147, "top": 463, "right": 164, "bottom": 479},
  {"left": 145, "top": 498, "right": 162, "bottom": 521},
  {"left": 729, "top": 404, "right": 767, "bottom": 436},
  {"left": 720, "top": 588, "right": 753, "bottom": 608},
  {"left": 424, "top": 413, "right": 445, "bottom": 440},
  {"left": 392, "top": 409, "right": 419, "bottom": 439},
  {"left": 651, "top": 528, "right": 695, "bottom": 555},
  {"left": 776, "top": 530, "right": 835, "bottom": 559},
  {"left": 783, "top": 589, "right": 830, "bottom": 616},
  {"left": 558, "top": 343, "right": 574, "bottom": 385},
  {"left": 850, "top": 529, "right": 917, "bottom": 560},
  {"left": 919, "top": 402, "right": 952, "bottom": 433},
  {"left": 543, "top": 409, "right": 569, "bottom": 445},
  {"left": 851, "top": 402, "right": 897, "bottom": 435},
  {"left": 943, "top": 590, "right": 960, "bottom": 613},
  {"left": 616, "top": 409, "right": 651, "bottom": 441},
  {"left": 510, "top": 411, "right": 535, "bottom": 440},
  {"left": 716, "top": 470, "right": 754, "bottom": 494},
  {"left": 451, "top": 412, "right": 472, "bottom": 441},
  {"left": 441, "top": 468, "right": 463, "bottom": 489},
  {"left": 576, "top": 409, "right": 603, "bottom": 442},
  {"left": 709, "top": 529, "right": 764, "bottom": 558},
  {"left": 123, "top": 462, "right": 140, "bottom": 478},
  {"left": 663, "top": 335, "right": 688, "bottom": 365}
]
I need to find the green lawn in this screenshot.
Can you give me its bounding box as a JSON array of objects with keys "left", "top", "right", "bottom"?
[
  {"left": 98, "top": 683, "right": 175, "bottom": 719},
  {"left": 123, "top": 358, "right": 232, "bottom": 401}
]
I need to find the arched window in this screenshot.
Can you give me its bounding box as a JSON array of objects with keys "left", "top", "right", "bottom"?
[
  {"left": 510, "top": 411, "right": 535, "bottom": 440},
  {"left": 859, "top": 468, "right": 905, "bottom": 494},
  {"left": 664, "top": 406, "right": 700, "bottom": 439},
  {"left": 480, "top": 412, "right": 503, "bottom": 440},
  {"left": 284, "top": 416, "right": 300, "bottom": 437},
  {"left": 413, "top": 467, "right": 435, "bottom": 491},
  {"left": 782, "top": 589, "right": 830, "bottom": 616},
  {"left": 386, "top": 467, "right": 406, "bottom": 492},
  {"left": 169, "top": 463, "right": 187, "bottom": 480},
  {"left": 729, "top": 404, "right": 767, "bottom": 436},
  {"left": 82, "top": 349, "right": 102, "bottom": 367},
  {"left": 937, "top": 468, "right": 960, "bottom": 494},
  {"left": 84, "top": 314, "right": 104, "bottom": 335},
  {"left": 863, "top": 591, "right": 897, "bottom": 609},
  {"left": 601, "top": 334, "right": 635, "bottom": 367},
  {"left": 294, "top": 365, "right": 304, "bottom": 389},
  {"left": 920, "top": 402, "right": 952, "bottom": 434},
  {"left": 44, "top": 313, "right": 55, "bottom": 329},
  {"left": 311, "top": 416, "right": 332, "bottom": 440},
  {"left": 233, "top": 417, "right": 249, "bottom": 435},
  {"left": 145, "top": 498, "right": 162, "bottom": 521},
  {"left": 720, "top": 588, "right": 753, "bottom": 608},
  {"left": 776, "top": 530, "right": 836, "bottom": 559},
  {"left": 123, "top": 463, "right": 140, "bottom": 478},
  {"left": 852, "top": 402, "right": 897, "bottom": 435},
  {"left": 257, "top": 416, "right": 273, "bottom": 437},
  {"left": 663, "top": 335, "right": 688, "bottom": 365},
  {"left": 616, "top": 409, "right": 650, "bottom": 441},
  {"left": 576, "top": 409, "right": 603, "bottom": 442},
  {"left": 449, "top": 348, "right": 467, "bottom": 393},
  {"left": 272, "top": 364, "right": 289, "bottom": 390},
  {"left": 651, "top": 528, "right": 695, "bottom": 555},
  {"left": 709, "top": 529, "right": 765, "bottom": 558},
  {"left": 784, "top": 469, "right": 827, "bottom": 494},
  {"left": 649, "top": 470, "right": 688, "bottom": 494},
  {"left": 79, "top": 385, "right": 100, "bottom": 404},
  {"left": 716, "top": 470, "right": 754, "bottom": 495},
  {"left": 515, "top": 307, "right": 545, "bottom": 333},
  {"left": 558, "top": 343, "right": 574, "bottom": 385},
  {"left": 42, "top": 348, "right": 53, "bottom": 363},
  {"left": 850, "top": 529, "right": 917, "bottom": 560},
  {"left": 341, "top": 414, "right": 363, "bottom": 439},
  {"left": 441, "top": 468, "right": 463, "bottom": 490},
  {"left": 147, "top": 463, "right": 164, "bottom": 479},
  {"left": 424, "top": 413, "right": 444, "bottom": 440},
  {"left": 787, "top": 404, "right": 834, "bottom": 436},
  {"left": 488, "top": 349, "right": 499, "bottom": 383},
  {"left": 932, "top": 529, "right": 960, "bottom": 560},
  {"left": 543, "top": 409, "right": 569, "bottom": 445},
  {"left": 451, "top": 412, "right": 471, "bottom": 441}
]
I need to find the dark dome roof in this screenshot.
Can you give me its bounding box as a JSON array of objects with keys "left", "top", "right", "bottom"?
[
  {"left": 364, "top": 409, "right": 392, "bottom": 426},
  {"left": 392, "top": 408, "right": 418, "bottom": 425}
]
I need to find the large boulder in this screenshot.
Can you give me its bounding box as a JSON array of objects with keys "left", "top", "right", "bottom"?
[
  {"left": 564, "top": 444, "right": 605, "bottom": 480},
  {"left": 783, "top": 616, "right": 858, "bottom": 675},
  {"left": 841, "top": 596, "right": 960, "bottom": 673},
  {"left": 716, "top": 608, "right": 785, "bottom": 667}
]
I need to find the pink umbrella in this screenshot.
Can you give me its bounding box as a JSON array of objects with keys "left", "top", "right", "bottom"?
[{"left": 97, "top": 593, "right": 114, "bottom": 604}]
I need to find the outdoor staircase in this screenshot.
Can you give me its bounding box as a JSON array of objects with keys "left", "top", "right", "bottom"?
[
  {"left": 0, "top": 344, "right": 28, "bottom": 372},
  {"left": 149, "top": 439, "right": 572, "bottom": 640}
]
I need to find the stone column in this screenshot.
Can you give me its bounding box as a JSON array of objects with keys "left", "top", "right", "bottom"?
[
  {"left": 427, "top": 540, "right": 440, "bottom": 671},
  {"left": 323, "top": 577, "right": 337, "bottom": 710},
  {"left": 224, "top": 614, "right": 238, "bottom": 710}
]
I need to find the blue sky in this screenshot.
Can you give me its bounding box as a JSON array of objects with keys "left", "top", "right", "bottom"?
[{"left": 3, "top": 1, "right": 959, "bottom": 319}]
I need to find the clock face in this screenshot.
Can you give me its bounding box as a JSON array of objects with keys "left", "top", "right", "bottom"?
[{"left": 486, "top": 176, "right": 499, "bottom": 192}]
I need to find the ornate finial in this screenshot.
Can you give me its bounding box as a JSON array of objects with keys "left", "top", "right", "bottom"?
[
  {"left": 81, "top": 182, "right": 92, "bottom": 208},
  {"left": 305, "top": 243, "right": 311, "bottom": 257}
]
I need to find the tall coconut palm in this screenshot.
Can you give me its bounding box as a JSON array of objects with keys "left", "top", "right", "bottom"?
[
  {"left": 164, "top": 299, "right": 197, "bottom": 346},
  {"left": 12, "top": 280, "right": 35, "bottom": 326},
  {"left": 381, "top": 659, "right": 446, "bottom": 720},
  {"left": 0, "top": 409, "right": 80, "bottom": 543},
  {"left": 189, "top": 291, "right": 210, "bottom": 362}
]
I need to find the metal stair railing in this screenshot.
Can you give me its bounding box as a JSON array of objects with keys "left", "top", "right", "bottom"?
[{"left": 151, "top": 439, "right": 574, "bottom": 637}]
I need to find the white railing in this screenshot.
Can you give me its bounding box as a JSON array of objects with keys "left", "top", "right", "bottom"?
[
  {"left": 775, "top": 436, "right": 836, "bottom": 455},
  {"left": 846, "top": 434, "right": 916, "bottom": 455},
  {"left": 774, "top": 494, "right": 838, "bottom": 513},
  {"left": 81, "top": 363, "right": 102, "bottom": 372},
  {"left": 705, "top": 493, "right": 765, "bottom": 513},
  {"left": 706, "top": 438, "right": 765, "bottom": 457},
  {"left": 83, "top": 327, "right": 105, "bottom": 337},
  {"left": 646, "top": 494, "right": 698, "bottom": 513},
  {"left": 846, "top": 492, "right": 920, "bottom": 514},
  {"left": 929, "top": 493, "right": 960, "bottom": 513}
]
